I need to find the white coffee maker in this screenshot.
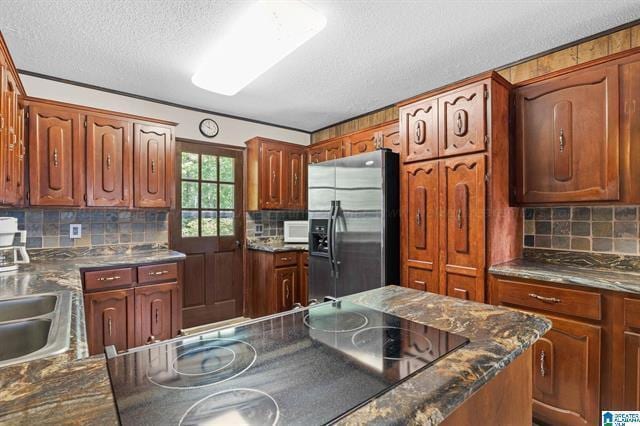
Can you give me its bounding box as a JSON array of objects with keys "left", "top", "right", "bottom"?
[{"left": 0, "top": 217, "right": 29, "bottom": 272}]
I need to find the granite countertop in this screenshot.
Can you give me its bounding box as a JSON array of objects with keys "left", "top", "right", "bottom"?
[
  {"left": 0, "top": 245, "right": 185, "bottom": 425},
  {"left": 490, "top": 250, "right": 640, "bottom": 295},
  {"left": 247, "top": 237, "right": 308, "bottom": 252}
]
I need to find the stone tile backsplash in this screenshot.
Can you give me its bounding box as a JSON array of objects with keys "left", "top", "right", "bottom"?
[
  {"left": 2, "top": 209, "right": 168, "bottom": 249},
  {"left": 524, "top": 206, "right": 640, "bottom": 255},
  {"left": 246, "top": 210, "right": 307, "bottom": 238}
]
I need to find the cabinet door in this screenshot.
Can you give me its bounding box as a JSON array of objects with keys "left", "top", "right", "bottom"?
[
  {"left": 260, "top": 143, "right": 285, "bottom": 209},
  {"left": 13, "top": 103, "right": 25, "bottom": 205},
  {"left": 381, "top": 122, "right": 400, "bottom": 154},
  {"left": 298, "top": 264, "right": 308, "bottom": 306},
  {"left": 324, "top": 140, "right": 343, "bottom": 161},
  {"left": 441, "top": 155, "right": 485, "bottom": 302},
  {"left": 400, "top": 97, "right": 438, "bottom": 163},
  {"left": 84, "top": 289, "right": 135, "bottom": 355},
  {"left": 624, "top": 332, "right": 640, "bottom": 410},
  {"left": 1, "top": 72, "right": 19, "bottom": 204},
  {"left": 28, "top": 104, "right": 84, "bottom": 206},
  {"left": 134, "top": 123, "right": 172, "bottom": 208},
  {"left": 515, "top": 64, "right": 619, "bottom": 203},
  {"left": 346, "top": 129, "right": 377, "bottom": 156},
  {"left": 135, "top": 282, "right": 179, "bottom": 346},
  {"left": 438, "top": 82, "right": 487, "bottom": 157},
  {"left": 532, "top": 315, "right": 601, "bottom": 426},
  {"left": 275, "top": 267, "right": 296, "bottom": 312},
  {"left": 86, "top": 114, "right": 132, "bottom": 207},
  {"left": 286, "top": 149, "right": 306, "bottom": 209},
  {"left": 308, "top": 146, "right": 325, "bottom": 164},
  {"left": 402, "top": 161, "right": 439, "bottom": 293}
]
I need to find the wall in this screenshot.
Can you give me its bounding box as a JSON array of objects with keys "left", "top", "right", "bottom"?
[
  {"left": 246, "top": 211, "right": 307, "bottom": 239},
  {"left": 3, "top": 208, "right": 168, "bottom": 249},
  {"left": 311, "top": 24, "right": 640, "bottom": 144},
  {"left": 21, "top": 75, "right": 310, "bottom": 148}
]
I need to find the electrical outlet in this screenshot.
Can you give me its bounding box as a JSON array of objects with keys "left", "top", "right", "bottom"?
[
  {"left": 255, "top": 224, "right": 263, "bottom": 235},
  {"left": 70, "top": 224, "right": 82, "bottom": 239}
]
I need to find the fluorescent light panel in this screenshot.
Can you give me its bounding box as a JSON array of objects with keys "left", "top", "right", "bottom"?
[{"left": 192, "top": 0, "right": 326, "bottom": 96}]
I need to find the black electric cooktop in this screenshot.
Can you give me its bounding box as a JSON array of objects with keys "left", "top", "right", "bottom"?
[{"left": 106, "top": 300, "right": 468, "bottom": 425}]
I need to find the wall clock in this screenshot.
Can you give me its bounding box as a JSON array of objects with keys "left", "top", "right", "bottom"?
[{"left": 199, "top": 118, "right": 219, "bottom": 138}]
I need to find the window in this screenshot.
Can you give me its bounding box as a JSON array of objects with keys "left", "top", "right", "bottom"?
[{"left": 180, "top": 152, "right": 236, "bottom": 238}]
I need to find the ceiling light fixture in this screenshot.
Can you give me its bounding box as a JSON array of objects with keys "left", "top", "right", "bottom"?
[{"left": 192, "top": 0, "right": 326, "bottom": 96}]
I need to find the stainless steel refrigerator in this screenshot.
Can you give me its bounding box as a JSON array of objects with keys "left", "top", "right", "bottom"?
[{"left": 308, "top": 149, "right": 399, "bottom": 302}]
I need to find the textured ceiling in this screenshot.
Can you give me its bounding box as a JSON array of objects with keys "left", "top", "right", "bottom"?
[{"left": 1, "top": 1, "right": 639, "bottom": 131}]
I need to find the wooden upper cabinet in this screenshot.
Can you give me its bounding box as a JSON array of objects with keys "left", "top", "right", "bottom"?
[
  {"left": 14, "top": 102, "right": 25, "bottom": 205},
  {"left": 324, "top": 139, "right": 343, "bottom": 161},
  {"left": 438, "top": 83, "right": 487, "bottom": 157},
  {"left": 380, "top": 121, "right": 400, "bottom": 154},
  {"left": 307, "top": 145, "right": 325, "bottom": 164},
  {"left": 2, "top": 72, "right": 19, "bottom": 204},
  {"left": 286, "top": 149, "right": 306, "bottom": 209},
  {"left": 261, "top": 142, "right": 285, "bottom": 209},
  {"left": 86, "top": 114, "right": 132, "bottom": 207},
  {"left": 515, "top": 63, "right": 620, "bottom": 204},
  {"left": 400, "top": 97, "right": 439, "bottom": 163},
  {"left": 28, "top": 103, "right": 84, "bottom": 206},
  {"left": 441, "top": 154, "right": 486, "bottom": 302},
  {"left": 346, "top": 129, "right": 377, "bottom": 156},
  {"left": 134, "top": 123, "right": 173, "bottom": 208},
  {"left": 402, "top": 161, "right": 439, "bottom": 293}
]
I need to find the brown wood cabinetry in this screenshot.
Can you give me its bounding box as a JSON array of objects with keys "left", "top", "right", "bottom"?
[
  {"left": 82, "top": 260, "right": 183, "bottom": 355},
  {"left": 248, "top": 250, "right": 308, "bottom": 317},
  {"left": 400, "top": 72, "right": 518, "bottom": 303},
  {"left": 624, "top": 298, "right": 640, "bottom": 410},
  {"left": 25, "top": 98, "right": 176, "bottom": 208},
  {"left": 346, "top": 129, "right": 376, "bottom": 156},
  {"left": 246, "top": 137, "right": 306, "bottom": 210},
  {"left": 514, "top": 49, "right": 640, "bottom": 204},
  {"left": 133, "top": 123, "right": 173, "bottom": 208}
]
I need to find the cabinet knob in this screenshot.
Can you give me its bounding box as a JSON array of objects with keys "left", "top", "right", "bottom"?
[{"left": 146, "top": 335, "right": 158, "bottom": 344}]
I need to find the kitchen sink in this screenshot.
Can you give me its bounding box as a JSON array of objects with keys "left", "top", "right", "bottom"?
[{"left": 0, "top": 292, "right": 72, "bottom": 367}]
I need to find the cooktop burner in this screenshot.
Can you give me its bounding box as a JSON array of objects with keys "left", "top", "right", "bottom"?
[
  {"left": 148, "top": 338, "right": 257, "bottom": 389},
  {"left": 107, "top": 300, "right": 469, "bottom": 426},
  {"left": 180, "top": 388, "right": 279, "bottom": 426},
  {"left": 303, "top": 303, "right": 369, "bottom": 332},
  {"left": 351, "top": 326, "right": 433, "bottom": 361}
]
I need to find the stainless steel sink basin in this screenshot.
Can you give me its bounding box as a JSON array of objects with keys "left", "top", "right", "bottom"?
[
  {"left": 0, "top": 294, "right": 57, "bottom": 322},
  {"left": 0, "top": 292, "right": 71, "bottom": 367}
]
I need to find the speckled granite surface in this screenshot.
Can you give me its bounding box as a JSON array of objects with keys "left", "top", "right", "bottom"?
[
  {"left": 247, "top": 237, "right": 308, "bottom": 252},
  {"left": 0, "top": 245, "right": 185, "bottom": 425},
  {"left": 490, "top": 249, "right": 640, "bottom": 295},
  {"left": 337, "top": 286, "right": 550, "bottom": 425}
]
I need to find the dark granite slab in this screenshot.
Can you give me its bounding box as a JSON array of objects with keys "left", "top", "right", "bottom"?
[
  {"left": 0, "top": 246, "right": 185, "bottom": 424},
  {"left": 247, "top": 237, "right": 308, "bottom": 252},
  {"left": 490, "top": 257, "right": 640, "bottom": 295}
]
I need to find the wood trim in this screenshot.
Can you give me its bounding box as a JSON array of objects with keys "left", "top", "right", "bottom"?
[
  {"left": 309, "top": 119, "right": 398, "bottom": 147},
  {"left": 22, "top": 96, "right": 178, "bottom": 126},
  {"left": 0, "top": 32, "right": 26, "bottom": 95},
  {"left": 175, "top": 137, "right": 246, "bottom": 151}
]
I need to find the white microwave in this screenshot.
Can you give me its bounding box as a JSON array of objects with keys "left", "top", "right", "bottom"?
[{"left": 284, "top": 221, "right": 309, "bottom": 243}]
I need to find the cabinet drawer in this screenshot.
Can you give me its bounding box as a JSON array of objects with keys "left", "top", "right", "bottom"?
[
  {"left": 138, "top": 262, "right": 178, "bottom": 285},
  {"left": 274, "top": 252, "right": 298, "bottom": 267},
  {"left": 84, "top": 268, "right": 135, "bottom": 292},
  {"left": 494, "top": 277, "right": 601, "bottom": 321},
  {"left": 625, "top": 298, "right": 640, "bottom": 330}
]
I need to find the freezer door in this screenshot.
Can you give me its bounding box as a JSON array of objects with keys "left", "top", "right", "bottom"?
[
  {"left": 308, "top": 161, "right": 336, "bottom": 301},
  {"left": 334, "top": 151, "right": 384, "bottom": 297}
]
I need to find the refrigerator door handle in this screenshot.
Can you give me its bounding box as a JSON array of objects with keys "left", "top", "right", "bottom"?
[
  {"left": 330, "top": 200, "right": 340, "bottom": 278},
  {"left": 327, "top": 200, "right": 336, "bottom": 277}
]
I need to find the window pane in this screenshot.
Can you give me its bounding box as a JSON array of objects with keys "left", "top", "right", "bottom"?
[
  {"left": 220, "top": 157, "right": 234, "bottom": 182},
  {"left": 201, "top": 211, "right": 218, "bottom": 236},
  {"left": 181, "top": 152, "right": 199, "bottom": 179},
  {"left": 181, "top": 211, "right": 198, "bottom": 237},
  {"left": 181, "top": 182, "right": 199, "bottom": 208},
  {"left": 219, "top": 184, "right": 234, "bottom": 209},
  {"left": 219, "top": 211, "right": 234, "bottom": 236},
  {"left": 201, "top": 183, "right": 217, "bottom": 209},
  {"left": 202, "top": 155, "right": 218, "bottom": 181}
]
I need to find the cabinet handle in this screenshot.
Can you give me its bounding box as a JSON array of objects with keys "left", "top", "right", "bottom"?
[
  {"left": 294, "top": 173, "right": 298, "bottom": 186},
  {"left": 559, "top": 128, "right": 565, "bottom": 152},
  {"left": 415, "top": 122, "right": 422, "bottom": 143},
  {"left": 147, "top": 335, "right": 157, "bottom": 344},
  {"left": 280, "top": 257, "right": 290, "bottom": 262},
  {"left": 415, "top": 209, "right": 422, "bottom": 226},
  {"left": 98, "top": 275, "right": 121, "bottom": 281},
  {"left": 528, "top": 293, "right": 561, "bottom": 304},
  {"left": 285, "top": 284, "right": 290, "bottom": 300},
  {"left": 456, "top": 208, "right": 463, "bottom": 229},
  {"left": 155, "top": 308, "right": 159, "bottom": 324},
  {"left": 539, "top": 350, "right": 546, "bottom": 377},
  {"left": 272, "top": 170, "right": 276, "bottom": 182},
  {"left": 456, "top": 112, "right": 463, "bottom": 133},
  {"left": 53, "top": 148, "right": 59, "bottom": 167},
  {"left": 108, "top": 318, "right": 112, "bottom": 336},
  {"left": 106, "top": 154, "right": 111, "bottom": 169},
  {"left": 148, "top": 270, "right": 169, "bottom": 276},
  {"left": 151, "top": 160, "right": 156, "bottom": 174}
]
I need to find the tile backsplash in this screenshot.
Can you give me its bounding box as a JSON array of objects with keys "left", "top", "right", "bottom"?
[
  {"left": 246, "top": 210, "right": 307, "bottom": 238},
  {"left": 524, "top": 206, "right": 640, "bottom": 255},
  {"left": 2, "top": 209, "right": 168, "bottom": 249}
]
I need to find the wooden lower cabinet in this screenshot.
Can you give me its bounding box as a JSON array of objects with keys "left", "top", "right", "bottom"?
[
  {"left": 275, "top": 267, "right": 296, "bottom": 312},
  {"left": 83, "top": 261, "right": 182, "bottom": 355},
  {"left": 623, "top": 331, "right": 640, "bottom": 410},
  {"left": 84, "top": 289, "right": 135, "bottom": 355},
  {"left": 134, "top": 282, "right": 180, "bottom": 346}
]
